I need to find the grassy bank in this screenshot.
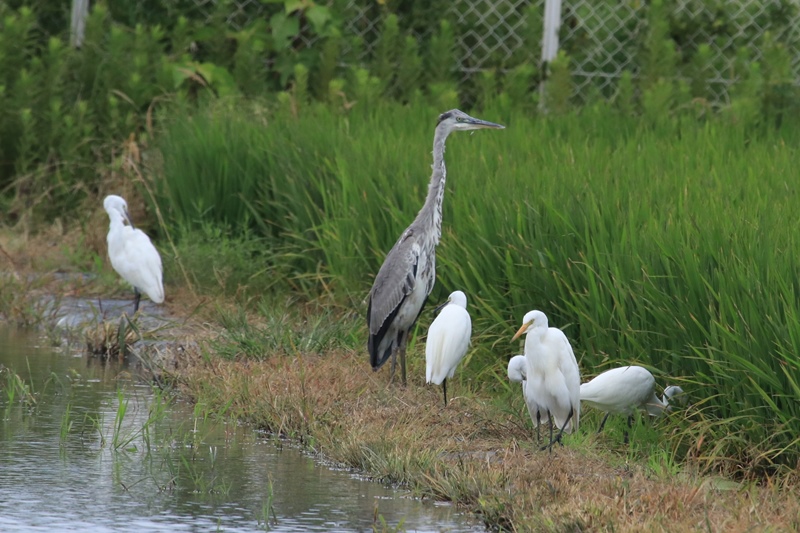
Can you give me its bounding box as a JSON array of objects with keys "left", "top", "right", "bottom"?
[
  {"left": 146, "top": 100, "right": 800, "bottom": 473},
  {"left": 176, "top": 309, "right": 800, "bottom": 531}
]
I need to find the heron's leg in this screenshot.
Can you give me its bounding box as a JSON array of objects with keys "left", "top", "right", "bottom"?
[
  {"left": 442, "top": 379, "right": 448, "bottom": 407},
  {"left": 389, "top": 350, "right": 397, "bottom": 383},
  {"left": 388, "top": 331, "right": 404, "bottom": 384},
  {"left": 536, "top": 410, "right": 541, "bottom": 443},
  {"left": 597, "top": 412, "right": 611, "bottom": 433},
  {"left": 399, "top": 334, "right": 408, "bottom": 387},
  {"left": 133, "top": 288, "right": 141, "bottom": 313}
]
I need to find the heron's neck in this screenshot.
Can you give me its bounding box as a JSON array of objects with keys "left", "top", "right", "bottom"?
[{"left": 416, "top": 128, "right": 449, "bottom": 245}]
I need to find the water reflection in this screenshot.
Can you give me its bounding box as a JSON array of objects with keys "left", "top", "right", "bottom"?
[{"left": 0, "top": 328, "right": 480, "bottom": 532}]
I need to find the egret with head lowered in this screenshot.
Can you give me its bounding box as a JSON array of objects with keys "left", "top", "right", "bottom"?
[
  {"left": 511, "top": 310, "right": 581, "bottom": 451},
  {"left": 103, "top": 195, "right": 164, "bottom": 312},
  {"left": 425, "top": 290, "right": 472, "bottom": 406},
  {"left": 367, "top": 110, "right": 503, "bottom": 385},
  {"left": 507, "top": 355, "right": 546, "bottom": 440},
  {"left": 580, "top": 365, "right": 685, "bottom": 442}
]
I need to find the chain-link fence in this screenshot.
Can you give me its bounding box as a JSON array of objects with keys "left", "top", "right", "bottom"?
[
  {"left": 144, "top": 0, "right": 800, "bottom": 104},
  {"left": 560, "top": 0, "right": 800, "bottom": 102}
]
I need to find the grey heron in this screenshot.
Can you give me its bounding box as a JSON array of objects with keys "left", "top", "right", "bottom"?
[
  {"left": 103, "top": 195, "right": 164, "bottom": 312},
  {"left": 580, "top": 366, "right": 685, "bottom": 442},
  {"left": 511, "top": 310, "right": 581, "bottom": 452},
  {"left": 425, "top": 290, "right": 472, "bottom": 406},
  {"left": 367, "top": 110, "right": 503, "bottom": 385}
]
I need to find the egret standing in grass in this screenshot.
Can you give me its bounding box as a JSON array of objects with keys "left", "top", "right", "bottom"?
[
  {"left": 580, "top": 366, "right": 685, "bottom": 442},
  {"left": 103, "top": 195, "right": 164, "bottom": 312},
  {"left": 507, "top": 355, "right": 545, "bottom": 440},
  {"left": 511, "top": 310, "right": 581, "bottom": 451},
  {"left": 425, "top": 291, "right": 472, "bottom": 406},
  {"left": 367, "top": 110, "right": 504, "bottom": 385}
]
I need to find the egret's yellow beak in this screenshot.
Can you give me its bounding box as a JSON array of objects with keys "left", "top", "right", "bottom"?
[{"left": 511, "top": 322, "right": 530, "bottom": 342}]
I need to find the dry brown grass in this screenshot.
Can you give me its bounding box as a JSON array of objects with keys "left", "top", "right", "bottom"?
[{"left": 179, "top": 348, "right": 800, "bottom": 532}]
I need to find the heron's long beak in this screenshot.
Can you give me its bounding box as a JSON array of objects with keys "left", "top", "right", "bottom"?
[
  {"left": 466, "top": 116, "right": 505, "bottom": 129},
  {"left": 511, "top": 322, "right": 529, "bottom": 342}
]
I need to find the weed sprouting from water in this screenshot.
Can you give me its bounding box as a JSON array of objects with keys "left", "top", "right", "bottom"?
[
  {"left": 257, "top": 473, "right": 277, "bottom": 530},
  {"left": 89, "top": 384, "right": 176, "bottom": 452},
  {"left": 179, "top": 447, "right": 233, "bottom": 496},
  {"left": 373, "top": 510, "right": 406, "bottom": 533},
  {"left": 111, "top": 386, "right": 133, "bottom": 450},
  {"left": 1, "top": 364, "right": 37, "bottom": 408},
  {"left": 60, "top": 402, "right": 73, "bottom": 444}
]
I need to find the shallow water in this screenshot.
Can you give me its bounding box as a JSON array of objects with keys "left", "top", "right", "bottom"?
[{"left": 0, "top": 328, "right": 480, "bottom": 532}]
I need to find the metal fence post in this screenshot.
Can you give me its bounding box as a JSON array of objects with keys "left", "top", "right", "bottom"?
[
  {"left": 539, "top": 0, "right": 562, "bottom": 112},
  {"left": 70, "top": 0, "right": 90, "bottom": 48}
]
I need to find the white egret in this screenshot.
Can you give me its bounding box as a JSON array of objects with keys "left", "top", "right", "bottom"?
[
  {"left": 103, "top": 195, "right": 164, "bottom": 312},
  {"left": 580, "top": 366, "right": 685, "bottom": 442},
  {"left": 511, "top": 310, "right": 581, "bottom": 451},
  {"left": 425, "top": 290, "right": 472, "bottom": 406},
  {"left": 507, "top": 354, "right": 545, "bottom": 440}
]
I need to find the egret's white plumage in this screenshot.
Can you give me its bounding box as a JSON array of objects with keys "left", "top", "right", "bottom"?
[
  {"left": 425, "top": 291, "right": 471, "bottom": 406},
  {"left": 507, "top": 355, "right": 545, "bottom": 435},
  {"left": 511, "top": 310, "right": 581, "bottom": 450},
  {"left": 103, "top": 195, "right": 164, "bottom": 312},
  {"left": 580, "top": 366, "right": 685, "bottom": 441}
]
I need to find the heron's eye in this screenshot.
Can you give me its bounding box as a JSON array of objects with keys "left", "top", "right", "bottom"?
[{"left": 456, "top": 117, "right": 464, "bottom": 123}]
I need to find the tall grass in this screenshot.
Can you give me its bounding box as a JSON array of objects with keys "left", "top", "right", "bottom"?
[{"left": 153, "top": 100, "right": 800, "bottom": 470}]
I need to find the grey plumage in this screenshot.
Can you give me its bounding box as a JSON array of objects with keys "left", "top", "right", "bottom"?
[{"left": 367, "top": 109, "right": 504, "bottom": 385}]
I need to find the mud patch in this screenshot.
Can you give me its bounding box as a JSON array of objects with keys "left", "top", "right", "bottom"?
[{"left": 44, "top": 290, "right": 194, "bottom": 383}]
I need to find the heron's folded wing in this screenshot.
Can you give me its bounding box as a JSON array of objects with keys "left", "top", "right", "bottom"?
[{"left": 368, "top": 230, "right": 421, "bottom": 335}]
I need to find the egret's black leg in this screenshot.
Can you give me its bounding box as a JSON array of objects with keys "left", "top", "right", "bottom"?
[
  {"left": 624, "top": 414, "right": 633, "bottom": 445},
  {"left": 597, "top": 412, "right": 611, "bottom": 433},
  {"left": 541, "top": 411, "right": 555, "bottom": 453},
  {"left": 133, "top": 288, "right": 141, "bottom": 313},
  {"left": 541, "top": 407, "right": 574, "bottom": 452},
  {"left": 536, "top": 410, "right": 541, "bottom": 443},
  {"left": 442, "top": 378, "right": 447, "bottom": 407}
]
